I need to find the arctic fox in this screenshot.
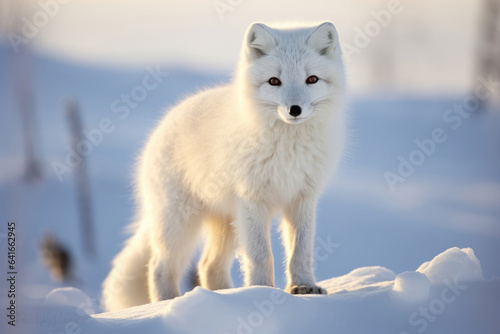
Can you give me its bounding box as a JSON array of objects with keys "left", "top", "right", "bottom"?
[{"left": 102, "top": 21, "right": 346, "bottom": 311}]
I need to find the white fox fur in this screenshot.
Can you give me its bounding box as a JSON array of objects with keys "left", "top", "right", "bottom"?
[{"left": 102, "top": 21, "right": 346, "bottom": 311}]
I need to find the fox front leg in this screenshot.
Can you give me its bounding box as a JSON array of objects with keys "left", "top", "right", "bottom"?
[
  {"left": 282, "top": 196, "right": 327, "bottom": 295},
  {"left": 235, "top": 200, "right": 275, "bottom": 287}
]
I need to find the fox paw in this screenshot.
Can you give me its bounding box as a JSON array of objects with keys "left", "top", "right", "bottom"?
[{"left": 287, "top": 285, "right": 327, "bottom": 295}]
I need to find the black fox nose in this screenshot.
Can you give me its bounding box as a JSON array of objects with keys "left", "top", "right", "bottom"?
[{"left": 289, "top": 105, "right": 302, "bottom": 117}]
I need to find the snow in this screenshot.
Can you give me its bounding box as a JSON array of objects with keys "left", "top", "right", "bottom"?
[
  {"left": 45, "top": 287, "right": 97, "bottom": 315},
  {"left": 417, "top": 247, "right": 484, "bottom": 284},
  {"left": 392, "top": 271, "right": 430, "bottom": 302},
  {"left": 318, "top": 266, "right": 396, "bottom": 294},
  {"left": 16, "top": 247, "right": 500, "bottom": 334}
]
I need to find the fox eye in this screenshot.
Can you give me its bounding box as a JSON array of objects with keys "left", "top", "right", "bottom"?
[
  {"left": 268, "top": 77, "right": 281, "bottom": 86},
  {"left": 306, "top": 75, "right": 319, "bottom": 84}
]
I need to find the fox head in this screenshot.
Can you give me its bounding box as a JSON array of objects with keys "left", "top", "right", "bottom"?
[{"left": 237, "top": 22, "right": 345, "bottom": 125}]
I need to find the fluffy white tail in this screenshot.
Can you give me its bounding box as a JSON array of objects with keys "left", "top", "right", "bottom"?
[{"left": 101, "top": 227, "right": 150, "bottom": 311}]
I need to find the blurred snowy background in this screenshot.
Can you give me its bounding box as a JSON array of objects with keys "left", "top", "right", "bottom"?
[{"left": 0, "top": 0, "right": 499, "bottom": 332}]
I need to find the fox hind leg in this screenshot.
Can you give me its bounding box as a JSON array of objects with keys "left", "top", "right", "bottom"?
[
  {"left": 198, "top": 215, "right": 236, "bottom": 290},
  {"left": 147, "top": 197, "right": 203, "bottom": 302}
]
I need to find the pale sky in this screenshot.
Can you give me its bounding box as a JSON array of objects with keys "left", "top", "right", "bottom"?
[{"left": 1, "top": 0, "right": 483, "bottom": 93}]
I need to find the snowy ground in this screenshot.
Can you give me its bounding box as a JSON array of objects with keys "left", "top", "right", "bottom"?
[
  {"left": 1, "top": 45, "right": 500, "bottom": 333},
  {"left": 13, "top": 247, "right": 500, "bottom": 333}
]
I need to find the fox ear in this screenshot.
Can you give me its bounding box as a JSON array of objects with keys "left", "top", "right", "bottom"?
[
  {"left": 245, "top": 23, "right": 276, "bottom": 60},
  {"left": 307, "top": 22, "right": 339, "bottom": 58}
]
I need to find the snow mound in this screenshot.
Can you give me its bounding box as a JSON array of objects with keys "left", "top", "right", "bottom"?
[
  {"left": 319, "top": 266, "right": 396, "bottom": 294},
  {"left": 392, "top": 271, "right": 430, "bottom": 302},
  {"left": 45, "top": 287, "right": 97, "bottom": 315},
  {"left": 417, "top": 247, "right": 484, "bottom": 284}
]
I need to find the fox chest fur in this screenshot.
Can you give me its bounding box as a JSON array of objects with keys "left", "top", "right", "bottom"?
[{"left": 230, "top": 120, "right": 329, "bottom": 207}]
